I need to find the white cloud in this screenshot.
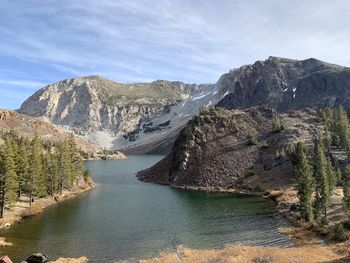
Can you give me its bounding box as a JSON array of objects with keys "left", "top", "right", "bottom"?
[
  {"left": 1, "top": 0, "right": 350, "bottom": 86},
  {"left": 0, "top": 80, "right": 46, "bottom": 89}
]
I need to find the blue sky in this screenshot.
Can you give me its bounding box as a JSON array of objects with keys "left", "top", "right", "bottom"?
[{"left": 1, "top": 0, "right": 350, "bottom": 109}]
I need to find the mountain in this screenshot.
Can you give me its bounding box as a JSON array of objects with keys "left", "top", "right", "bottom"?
[
  {"left": 137, "top": 107, "right": 322, "bottom": 190},
  {"left": 18, "top": 76, "right": 218, "bottom": 153},
  {"left": 217, "top": 56, "right": 350, "bottom": 111},
  {"left": 0, "top": 110, "right": 98, "bottom": 153},
  {"left": 18, "top": 57, "right": 350, "bottom": 153}
]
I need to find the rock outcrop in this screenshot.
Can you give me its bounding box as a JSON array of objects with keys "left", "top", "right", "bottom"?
[{"left": 137, "top": 107, "right": 323, "bottom": 190}]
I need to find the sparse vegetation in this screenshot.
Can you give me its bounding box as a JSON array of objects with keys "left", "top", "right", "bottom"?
[
  {"left": 332, "top": 223, "right": 349, "bottom": 241},
  {"left": 248, "top": 135, "right": 258, "bottom": 145},
  {"left": 272, "top": 113, "right": 285, "bottom": 133}
]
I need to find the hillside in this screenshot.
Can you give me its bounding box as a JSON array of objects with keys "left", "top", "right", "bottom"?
[
  {"left": 137, "top": 107, "right": 322, "bottom": 189},
  {"left": 0, "top": 110, "right": 99, "bottom": 153}
]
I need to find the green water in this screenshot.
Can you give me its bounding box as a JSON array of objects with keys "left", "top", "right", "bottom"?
[{"left": 0, "top": 155, "right": 291, "bottom": 262}]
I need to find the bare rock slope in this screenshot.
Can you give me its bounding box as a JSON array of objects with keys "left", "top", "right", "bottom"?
[
  {"left": 18, "top": 76, "right": 218, "bottom": 153},
  {"left": 137, "top": 107, "right": 322, "bottom": 190}
]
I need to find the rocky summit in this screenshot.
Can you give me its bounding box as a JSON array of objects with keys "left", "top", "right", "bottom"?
[
  {"left": 18, "top": 57, "right": 350, "bottom": 153},
  {"left": 217, "top": 56, "right": 350, "bottom": 111}
]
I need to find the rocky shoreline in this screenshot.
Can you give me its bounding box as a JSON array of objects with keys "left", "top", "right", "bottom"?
[{"left": 84, "top": 151, "right": 126, "bottom": 160}]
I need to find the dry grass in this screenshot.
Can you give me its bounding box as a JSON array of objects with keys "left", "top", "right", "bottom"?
[
  {"left": 139, "top": 244, "right": 349, "bottom": 263},
  {"left": 0, "top": 237, "right": 12, "bottom": 247},
  {"left": 51, "top": 257, "right": 88, "bottom": 263}
]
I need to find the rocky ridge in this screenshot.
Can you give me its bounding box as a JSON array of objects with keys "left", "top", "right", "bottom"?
[
  {"left": 137, "top": 107, "right": 323, "bottom": 190},
  {"left": 18, "top": 57, "right": 350, "bottom": 153},
  {"left": 217, "top": 56, "right": 350, "bottom": 111}
]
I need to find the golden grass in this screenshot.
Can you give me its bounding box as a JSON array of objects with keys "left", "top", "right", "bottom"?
[
  {"left": 139, "top": 245, "right": 349, "bottom": 263},
  {"left": 51, "top": 257, "right": 88, "bottom": 263}
]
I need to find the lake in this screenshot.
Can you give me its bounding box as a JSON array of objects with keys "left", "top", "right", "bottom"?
[{"left": 0, "top": 155, "right": 292, "bottom": 262}]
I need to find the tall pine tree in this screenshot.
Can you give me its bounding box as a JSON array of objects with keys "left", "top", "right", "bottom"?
[
  {"left": 313, "top": 136, "right": 331, "bottom": 224},
  {"left": 295, "top": 141, "right": 314, "bottom": 221},
  {"left": 4, "top": 138, "right": 19, "bottom": 207}
]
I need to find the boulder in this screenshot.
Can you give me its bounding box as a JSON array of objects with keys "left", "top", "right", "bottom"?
[
  {"left": 0, "top": 256, "right": 13, "bottom": 263},
  {"left": 25, "top": 253, "right": 48, "bottom": 263}
]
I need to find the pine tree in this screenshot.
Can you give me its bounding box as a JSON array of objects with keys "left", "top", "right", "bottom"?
[
  {"left": 313, "top": 136, "right": 331, "bottom": 224},
  {"left": 4, "top": 139, "right": 19, "bottom": 207},
  {"left": 29, "top": 133, "right": 47, "bottom": 205},
  {"left": 323, "top": 128, "right": 332, "bottom": 152},
  {"left": 325, "top": 157, "right": 336, "bottom": 194},
  {"left": 16, "top": 139, "right": 30, "bottom": 197},
  {"left": 295, "top": 141, "right": 314, "bottom": 221},
  {"left": 57, "top": 141, "right": 72, "bottom": 192},
  {"left": 343, "top": 164, "right": 350, "bottom": 218},
  {"left": 45, "top": 146, "right": 59, "bottom": 195},
  {"left": 0, "top": 145, "right": 6, "bottom": 217},
  {"left": 336, "top": 106, "right": 350, "bottom": 150},
  {"left": 67, "top": 134, "right": 83, "bottom": 186}
]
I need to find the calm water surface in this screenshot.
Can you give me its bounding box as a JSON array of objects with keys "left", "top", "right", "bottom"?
[{"left": 0, "top": 155, "right": 292, "bottom": 262}]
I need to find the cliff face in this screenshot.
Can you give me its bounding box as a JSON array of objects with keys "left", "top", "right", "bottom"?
[
  {"left": 18, "top": 76, "right": 218, "bottom": 152},
  {"left": 217, "top": 57, "right": 350, "bottom": 111},
  {"left": 137, "top": 107, "right": 322, "bottom": 190}
]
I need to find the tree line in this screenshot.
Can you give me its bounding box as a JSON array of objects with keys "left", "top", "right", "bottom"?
[
  {"left": 291, "top": 106, "right": 350, "bottom": 226},
  {"left": 0, "top": 133, "right": 91, "bottom": 218}
]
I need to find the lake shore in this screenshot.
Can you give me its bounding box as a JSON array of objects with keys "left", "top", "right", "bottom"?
[{"left": 0, "top": 182, "right": 95, "bottom": 232}]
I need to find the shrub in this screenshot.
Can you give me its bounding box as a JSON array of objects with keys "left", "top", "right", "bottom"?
[
  {"left": 272, "top": 114, "right": 285, "bottom": 133},
  {"left": 248, "top": 135, "right": 258, "bottom": 145},
  {"left": 332, "top": 223, "right": 349, "bottom": 242}
]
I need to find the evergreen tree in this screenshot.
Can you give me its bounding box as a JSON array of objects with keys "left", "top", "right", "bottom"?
[
  {"left": 326, "top": 157, "right": 336, "bottom": 193},
  {"left": 16, "top": 139, "right": 30, "bottom": 197},
  {"left": 0, "top": 145, "right": 5, "bottom": 217},
  {"left": 67, "top": 134, "right": 83, "bottom": 186},
  {"left": 336, "top": 106, "right": 350, "bottom": 150},
  {"left": 323, "top": 128, "right": 332, "bottom": 152},
  {"left": 344, "top": 164, "right": 350, "bottom": 218},
  {"left": 295, "top": 141, "right": 314, "bottom": 221},
  {"left": 29, "top": 133, "right": 47, "bottom": 205},
  {"left": 313, "top": 136, "right": 331, "bottom": 224},
  {"left": 4, "top": 139, "right": 19, "bottom": 207}
]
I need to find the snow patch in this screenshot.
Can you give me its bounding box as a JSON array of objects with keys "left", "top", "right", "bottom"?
[
  {"left": 255, "top": 76, "right": 262, "bottom": 84},
  {"left": 283, "top": 88, "right": 288, "bottom": 92},
  {"left": 191, "top": 93, "right": 210, "bottom": 101}
]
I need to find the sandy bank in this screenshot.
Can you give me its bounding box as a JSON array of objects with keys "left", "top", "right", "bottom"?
[{"left": 0, "top": 182, "right": 95, "bottom": 230}]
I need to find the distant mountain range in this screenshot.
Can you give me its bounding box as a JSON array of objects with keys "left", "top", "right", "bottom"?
[{"left": 17, "top": 57, "right": 350, "bottom": 153}]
